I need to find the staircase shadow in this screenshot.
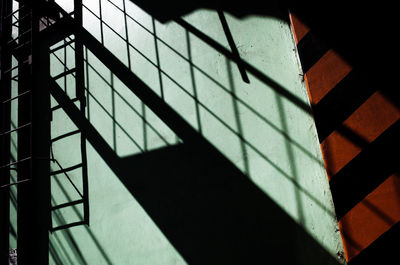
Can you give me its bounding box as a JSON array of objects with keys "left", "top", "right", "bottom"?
[
  {"left": 51, "top": 76, "right": 341, "bottom": 264},
  {"left": 117, "top": 143, "right": 340, "bottom": 265},
  {"left": 45, "top": 7, "right": 342, "bottom": 263}
]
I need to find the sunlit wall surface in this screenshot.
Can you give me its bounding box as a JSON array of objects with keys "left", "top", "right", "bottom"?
[
  {"left": 8, "top": 0, "right": 21, "bottom": 249},
  {"left": 43, "top": 0, "right": 346, "bottom": 264}
]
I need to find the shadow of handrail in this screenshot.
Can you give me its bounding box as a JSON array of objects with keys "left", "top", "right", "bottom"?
[
  {"left": 174, "top": 17, "right": 312, "bottom": 115},
  {"left": 48, "top": 34, "right": 341, "bottom": 224},
  {"left": 46, "top": 3, "right": 345, "bottom": 264},
  {"left": 56, "top": 2, "right": 326, "bottom": 167},
  {"left": 50, "top": 74, "right": 341, "bottom": 264},
  {"left": 51, "top": 12, "right": 338, "bottom": 217},
  {"left": 83, "top": 0, "right": 312, "bottom": 115}
]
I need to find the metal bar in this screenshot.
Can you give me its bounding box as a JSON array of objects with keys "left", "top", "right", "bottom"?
[
  {"left": 13, "top": 12, "right": 31, "bottom": 24},
  {"left": 3, "top": 59, "right": 29, "bottom": 75},
  {"left": 0, "top": 157, "right": 31, "bottom": 169},
  {"left": 0, "top": 122, "right": 31, "bottom": 136},
  {"left": 0, "top": 179, "right": 30, "bottom": 188},
  {"left": 0, "top": 0, "right": 14, "bottom": 262},
  {"left": 17, "top": 2, "right": 51, "bottom": 262},
  {"left": 12, "top": 40, "right": 32, "bottom": 52},
  {"left": 16, "top": 2, "right": 36, "bottom": 264},
  {"left": 7, "top": 28, "right": 32, "bottom": 44},
  {"left": 4, "top": 7, "right": 27, "bottom": 19},
  {"left": 50, "top": 79, "right": 121, "bottom": 185},
  {"left": 2, "top": 90, "right": 31, "bottom": 104},
  {"left": 3, "top": 64, "right": 20, "bottom": 74}
]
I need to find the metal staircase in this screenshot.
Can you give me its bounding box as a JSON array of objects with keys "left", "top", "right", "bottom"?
[
  {"left": 1, "top": 0, "right": 226, "bottom": 263},
  {"left": 0, "top": 0, "right": 89, "bottom": 263},
  {"left": 0, "top": 0, "right": 33, "bottom": 189}
]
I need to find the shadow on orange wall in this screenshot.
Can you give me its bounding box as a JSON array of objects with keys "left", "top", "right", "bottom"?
[{"left": 290, "top": 13, "right": 400, "bottom": 263}]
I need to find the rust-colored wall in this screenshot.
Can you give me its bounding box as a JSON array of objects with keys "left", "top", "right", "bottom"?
[{"left": 290, "top": 13, "right": 400, "bottom": 262}]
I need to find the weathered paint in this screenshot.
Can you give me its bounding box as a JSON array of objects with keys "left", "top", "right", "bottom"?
[{"left": 11, "top": 1, "right": 345, "bottom": 264}]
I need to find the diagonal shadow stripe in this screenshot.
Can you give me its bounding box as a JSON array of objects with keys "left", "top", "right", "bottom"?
[
  {"left": 297, "top": 30, "right": 329, "bottom": 74},
  {"left": 50, "top": 78, "right": 340, "bottom": 265},
  {"left": 174, "top": 18, "right": 313, "bottom": 114},
  {"left": 330, "top": 120, "right": 400, "bottom": 220},
  {"left": 47, "top": 4, "right": 343, "bottom": 264},
  {"left": 313, "top": 68, "right": 378, "bottom": 142},
  {"left": 348, "top": 221, "right": 400, "bottom": 265}
]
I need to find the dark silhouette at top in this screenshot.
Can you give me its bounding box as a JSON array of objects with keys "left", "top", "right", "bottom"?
[{"left": 128, "top": 0, "right": 396, "bottom": 82}]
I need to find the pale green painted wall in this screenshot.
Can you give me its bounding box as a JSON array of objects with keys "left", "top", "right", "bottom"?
[
  {"left": 9, "top": 0, "right": 346, "bottom": 264},
  {"left": 9, "top": 52, "right": 19, "bottom": 251}
]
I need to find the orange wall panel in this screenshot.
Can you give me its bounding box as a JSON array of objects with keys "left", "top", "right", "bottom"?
[
  {"left": 290, "top": 13, "right": 400, "bottom": 263},
  {"left": 321, "top": 91, "right": 400, "bottom": 178},
  {"left": 306, "top": 50, "right": 352, "bottom": 105},
  {"left": 339, "top": 174, "right": 400, "bottom": 261},
  {"left": 289, "top": 14, "right": 309, "bottom": 44}
]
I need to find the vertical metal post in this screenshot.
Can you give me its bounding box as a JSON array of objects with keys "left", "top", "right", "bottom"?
[
  {"left": 16, "top": 1, "right": 34, "bottom": 262},
  {"left": 0, "top": 1, "right": 13, "bottom": 263},
  {"left": 31, "top": 22, "right": 51, "bottom": 265},
  {"left": 17, "top": 1, "right": 51, "bottom": 263}
]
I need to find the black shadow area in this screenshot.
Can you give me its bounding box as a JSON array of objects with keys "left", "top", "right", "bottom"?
[
  {"left": 348, "top": 222, "right": 400, "bottom": 265},
  {"left": 330, "top": 120, "right": 400, "bottom": 220},
  {"left": 127, "top": 0, "right": 396, "bottom": 79},
  {"left": 49, "top": 79, "right": 340, "bottom": 265},
  {"left": 45, "top": 7, "right": 343, "bottom": 263},
  {"left": 118, "top": 144, "right": 342, "bottom": 265}
]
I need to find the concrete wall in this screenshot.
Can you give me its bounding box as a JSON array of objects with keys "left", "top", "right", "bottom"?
[{"left": 30, "top": 0, "right": 345, "bottom": 264}]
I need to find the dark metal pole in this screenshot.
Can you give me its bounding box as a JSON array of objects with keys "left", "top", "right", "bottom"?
[
  {"left": 31, "top": 24, "right": 51, "bottom": 265},
  {"left": 16, "top": 1, "right": 35, "bottom": 262},
  {"left": 0, "top": 0, "right": 13, "bottom": 263},
  {"left": 17, "top": 1, "right": 51, "bottom": 263}
]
